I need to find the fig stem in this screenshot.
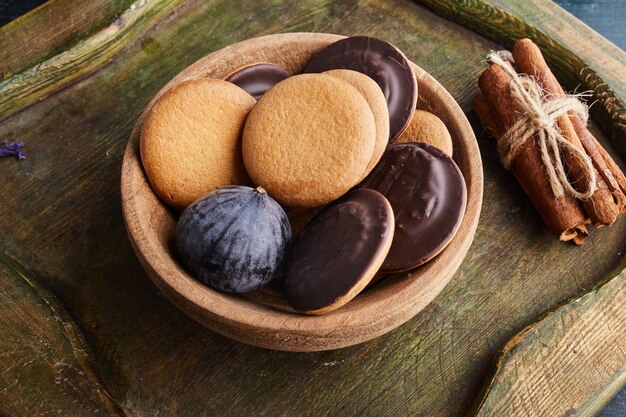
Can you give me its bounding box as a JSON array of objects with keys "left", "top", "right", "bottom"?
[{"left": 255, "top": 186, "right": 267, "bottom": 194}]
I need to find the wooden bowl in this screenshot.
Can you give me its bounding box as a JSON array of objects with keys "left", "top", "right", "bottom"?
[{"left": 121, "top": 33, "right": 483, "bottom": 351}]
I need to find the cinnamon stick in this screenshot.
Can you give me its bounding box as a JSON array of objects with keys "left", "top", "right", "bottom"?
[
  {"left": 513, "top": 38, "right": 624, "bottom": 223},
  {"left": 472, "top": 92, "right": 503, "bottom": 137},
  {"left": 513, "top": 38, "right": 626, "bottom": 201},
  {"left": 591, "top": 133, "right": 626, "bottom": 212},
  {"left": 477, "top": 64, "right": 589, "bottom": 244}
]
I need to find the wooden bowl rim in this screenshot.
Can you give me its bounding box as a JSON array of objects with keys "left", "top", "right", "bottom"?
[{"left": 121, "top": 32, "right": 483, "bottom": 351}]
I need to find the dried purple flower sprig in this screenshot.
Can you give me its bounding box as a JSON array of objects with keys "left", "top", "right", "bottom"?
[{"left": 0, "top": 141, "right": 26, "bottom": 160}]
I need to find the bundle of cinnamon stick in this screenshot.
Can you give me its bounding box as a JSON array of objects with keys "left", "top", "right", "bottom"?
[{"left": 474, "top": 38, "right": 626, "bottom": 245}]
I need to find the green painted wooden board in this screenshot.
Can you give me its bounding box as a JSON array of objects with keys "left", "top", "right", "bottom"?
[{"left": 1, "top": 0, "right": 625, "bottom": 415}]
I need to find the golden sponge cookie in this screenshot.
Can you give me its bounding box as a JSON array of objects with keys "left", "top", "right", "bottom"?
[
  {"left": 140, "top": 78, "right": 255, "bottom": 210},
  {"left": 242, "top": 73, "right": 376, "bottom": 208},
  {"left": 396, "top": 109, "right": 453, "bottom": 156},
  {"left": 324, "top": 69, "right": 389, "bottom": 180}
]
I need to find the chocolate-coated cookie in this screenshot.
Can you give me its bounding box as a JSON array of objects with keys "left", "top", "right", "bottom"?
[
  {"left": 305, "top": 36, "right": 417, "bottom": 143},
  {"left": 359, "top": 142, "right": 466, "bottom": 272},
  {"left": 284, "top": 189, "right": 394, "bottom": 315},
  {"left": 224, "top": 63, "right": 290, "bottom": 99}
]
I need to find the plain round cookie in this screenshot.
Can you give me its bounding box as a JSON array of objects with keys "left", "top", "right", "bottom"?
[
  {"left": 324, "top": 69, "right": 389, "bottom": 180},
  {"left": 242, "top": 73, "right": 376, "bottom": 208},
  {"left": 284, "top": 189, "right": 394, "bottom": 315},
  {"left": 396, "top": 109, "right": 453, "bottom": 156},
  {"left": 140, "top": 78, "right": 255, "bottom": 210}
]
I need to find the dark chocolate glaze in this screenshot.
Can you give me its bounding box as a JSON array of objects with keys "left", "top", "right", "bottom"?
[
  {"left": 284, "top": 189, "right": 393, "bottom": 312},
  {"left": 225, "top": 63, "right": 290, "bottom": 100},
  {"left": 359, "top": 142, "right": 466, "bottom": 272},
  {"left": 304, "top": 36, "right": 417, "bottom": 143}
]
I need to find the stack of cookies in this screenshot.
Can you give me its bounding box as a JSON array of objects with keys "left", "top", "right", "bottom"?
[{"left": 140, "top": 36, "right": 467, "bottom": 315}]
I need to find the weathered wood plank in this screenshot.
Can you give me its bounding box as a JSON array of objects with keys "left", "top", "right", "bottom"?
[
  {"left": 0, "top": 0, "right": 625, "bottom": 416},
  {"left": 414, "top": 2, "right": 626, "bottom": 413},
  {"left": 0, "top": 0, "right": 135, "bottom": 80},
  {"left": 0, "top": 0, "right": 183, "bottom": 122},
  {"left": 0, "top": 254, "right": 124, "bottom": 417},
  {"left": 472, "top": 258, "right": 626, "bottom": 416}
]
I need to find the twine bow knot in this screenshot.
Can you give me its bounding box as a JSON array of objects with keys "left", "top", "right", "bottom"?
[{"left": 488, "top": 52, "right": 596, "bottom": 200}]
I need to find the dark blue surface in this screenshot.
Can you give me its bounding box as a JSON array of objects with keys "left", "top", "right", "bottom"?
[
  {"left": 0, "top": 0, "right": 625, "bottom": 414},
  {"left": 0, "top": 0, "right": 45, "bottom": 26},
  {"left": 599, "top": 388, "right": 626, "bottom": 417},
  {"left": 556, "top": 0, "right": 626, "bottom": 50}
]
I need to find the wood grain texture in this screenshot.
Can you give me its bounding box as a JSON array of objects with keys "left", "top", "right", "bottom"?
[
  {"left": 0, "top": 0, "right": 135, "bottom": 80},
  {"left": 1, "top": 0, "right": 626, "bottom": 415},
  {"left": 0, "top": 0, "right": 183, "bottom": 122},
  {"left": 0, "top": 254, "right": 124, "bottom": 417},
  {"left": 417, "top": 1, "right": 626, "bottom": 413},
  {"left": 472, "top": 258, "right": 626, "bottom": 416},
  {"left": 121, "top": 32, "right": 482, "bottom": 351}
]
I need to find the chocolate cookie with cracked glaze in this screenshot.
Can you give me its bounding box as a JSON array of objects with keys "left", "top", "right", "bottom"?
[
  {"left": 359, "top": 142, "right": 466, "bottom": 272},
  {"left": 284, "top": 188, "right": 394, "bottom": 315},
  {"left": 305, "top": 36, "right": 417, "bottom": 142},
  {"left": 225, "top": 63, "right": 290, "bottom": 99}
]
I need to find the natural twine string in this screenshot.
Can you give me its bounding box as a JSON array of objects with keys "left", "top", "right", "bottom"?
[{"left": 488, "top": 51, "right": 596, "bottom": 200}]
